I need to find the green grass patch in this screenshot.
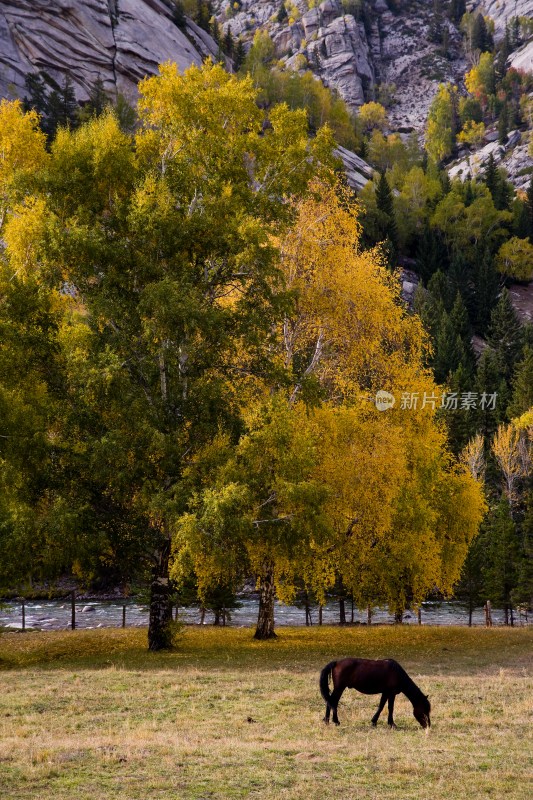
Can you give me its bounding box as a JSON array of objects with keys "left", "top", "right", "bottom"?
[{"left": 0, "top": 626, "right": 532, "bottom": 799}]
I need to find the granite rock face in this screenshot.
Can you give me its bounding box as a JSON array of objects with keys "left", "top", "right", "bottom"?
[
  {"left": 0, "top": 0, "right": 219, "bottom": 103},
  {"left": 448, "top": 130, "right": 533, "bottom": 192},
  {"left": 216, "top": 0, "right": 467, "bottom": 129},
  {"left": 470, "top": 0, "right": 533, "bottom": 37}
]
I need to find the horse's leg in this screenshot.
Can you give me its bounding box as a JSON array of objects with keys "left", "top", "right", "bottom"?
[
  {"left": 371, "top": 693, "right": 387, "bottom": 727},
  {"left": 330, "top": 687, "right": 345, "bottom": 726},
  {"left": 387, "top": 694, "right": 397, "bottom": 729},
  {"left": 324, "top": 702, "right": 331, "bottom": 724}
]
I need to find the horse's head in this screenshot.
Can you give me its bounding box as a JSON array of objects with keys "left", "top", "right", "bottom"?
[{"left": 413, "top": 695, "right": 431, "bottom": 730}]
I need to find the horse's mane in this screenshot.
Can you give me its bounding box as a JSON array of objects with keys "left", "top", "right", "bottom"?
[{"left": 390, "top": 660, "right": 430, "bottom": 711}]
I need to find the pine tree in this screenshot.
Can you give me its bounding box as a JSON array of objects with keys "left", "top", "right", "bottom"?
[
  {"left": 432, "top": 311, "right": 466, "bottom": 383},
  {"left": 496, "top": 26, "right": 511, "bottom": 80},
  {"left": 223, "top": 29, "right": 234, "bottom": 57},
  {"left": 448, "top": 0, "right": 466, "bottom": 25},
  {"left": 514, "top": 491, "right": 533, "bottom": 608},
  {"left": 473, "top": 249, "right": 500, "bottom": 334},
  {"left": 429, "top": 0, "right": 444, "bottom": 44},
  {"left": 450, "top": 291, "right": 476, "bottom": 367},
  {"left": 487, "top": 289, "right": 523, "bottom": 382},
  {"left": 498, "top": 103, "right": 508, "bottom": 145},
  {"left": 455, "top": 532, "right": 486, "bottom": 625},
  {"left": 472, "top": 13, "right": 492, "bottom": 52},
  {"left": 277, "top": 2, "right": 287, "bottom": 23},
  {"left": 375, "top": 172, "right": 398, "bottom": 253},
  {"left": 484, "top": 153, "right": 498, "bottom": 198},
  {"left": 23, "top": 72, "right": 49, "bottom": 118},
  {"left": 474, "top": 348, "right": 507, "bottom": 442},
  {"left": 415, "top": 224, "right": 440, "bottom": 284},
  {"left": 510, "top": 17, "right": 521, "bottom": 50},
  {"left": 482, "top": 498, "right": 520, "bottom": 624},
  {"left": 508, "top": 345, "right": 533, "bottom": 418},
  {"left": 233, "top": 38, "right": 246, "bottom": 71},
  {"left": 171, "top": 0, "right": 187, "bottom": 29}
]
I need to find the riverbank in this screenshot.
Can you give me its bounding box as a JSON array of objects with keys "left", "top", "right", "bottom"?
[{"left": 0, "top": 627, "right": 532, "bottom": 799}]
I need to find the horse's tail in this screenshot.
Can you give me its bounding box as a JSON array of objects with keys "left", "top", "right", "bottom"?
[{"left": 319, "top": 661, "right": 337, "bottom": 705}]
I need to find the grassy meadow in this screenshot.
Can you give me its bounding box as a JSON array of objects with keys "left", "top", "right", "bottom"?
[{"left": 0, "top": 625, "right": 532, "bottom": 799}]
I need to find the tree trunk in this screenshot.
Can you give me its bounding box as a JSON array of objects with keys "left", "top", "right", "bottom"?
[
  {"left": 339, "top": 597, "right": 346, "bottom": 625},
  {"left": 305, "top": 593, "right": 311, "bottom": 626},
  {"left": 394, "top": 609, "right": 403, "bottom": 624},
  {"left": 254, "top": 559, "right": 276, "bottom": 640},
  {"left": 148, "top": 537, "right": 173, "bottom": 650},
  {"left": 319, "top": 604, "right": 323, "bottom": 625}
]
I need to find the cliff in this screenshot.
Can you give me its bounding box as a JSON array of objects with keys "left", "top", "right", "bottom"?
[{"left": 0, "top": 0, "right": 219, "bottom": 103}]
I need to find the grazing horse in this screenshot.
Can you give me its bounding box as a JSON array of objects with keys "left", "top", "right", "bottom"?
[{"left": 320, "top": 658, "right": 431, "bottom": 729}]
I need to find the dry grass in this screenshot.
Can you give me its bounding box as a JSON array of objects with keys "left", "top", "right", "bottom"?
[{"left": 0, "top": 626, "right": 532, "bottom": 799}]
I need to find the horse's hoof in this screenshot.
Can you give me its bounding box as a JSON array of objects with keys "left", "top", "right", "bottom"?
[
  {"left": 371, "top": 721, "right": 377, "bottom": 727},
  {"left": 334, "top": 721, "right": 340, "bottom": 726},
  {"left": 323, "top": 718, "right": 329, "bottom": 725}
]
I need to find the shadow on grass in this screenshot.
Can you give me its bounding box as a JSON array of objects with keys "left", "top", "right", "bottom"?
[{"left": 1, "top": 625, "right": 532, "bottom": 676}]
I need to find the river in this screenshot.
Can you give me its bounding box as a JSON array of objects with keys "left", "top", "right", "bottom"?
[{"left": 0, "top": 597, "right": 528, "bottom": 630}]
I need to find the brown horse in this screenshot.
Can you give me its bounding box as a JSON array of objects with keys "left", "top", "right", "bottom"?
[{"left": 320, "top": 658, "right": 431, "bottom": 729}]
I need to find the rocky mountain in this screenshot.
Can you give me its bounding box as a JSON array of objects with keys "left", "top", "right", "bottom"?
[
  {"left": 216, "top": 0, "right": 467, "bottom": 131},
  {"left": 0, "top": 0, "right": 220, "bottom": 103}
]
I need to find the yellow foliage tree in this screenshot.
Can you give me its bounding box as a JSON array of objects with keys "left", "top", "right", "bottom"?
[{"left": 0, "top": 100, "right": 48, "bottom": 229}]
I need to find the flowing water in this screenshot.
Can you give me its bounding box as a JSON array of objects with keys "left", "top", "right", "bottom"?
[{"left": 0, "top": 597, "right": 528, "bottom": 631}]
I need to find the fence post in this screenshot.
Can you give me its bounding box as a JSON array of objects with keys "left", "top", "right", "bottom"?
[
  {"left": 122, "top": 605, "right": 126, "bottom": 628},
  {"left": 71, "top": 590, "right": 76, "bottom": 630},
  {"left": 21, "top": 598, "right": 25, "bottom": 631},
  {"left": 484, "top": 600, "right": 492, "bottom": 627}
]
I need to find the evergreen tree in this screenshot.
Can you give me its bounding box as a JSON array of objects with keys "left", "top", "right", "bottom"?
[
  {"left": 440, "top": 361, "right": 477, "bottom": 454},
  {"left": 432, "top": 311, "right": 466, "bottom": 383},
  {"left": 171, "top": 0, "right": 187, "bottom": 29},
  {"left": 223, "top": 29, "right": 234, "bottom": 57},
  {"left": 428, "top": 0, "right": 444, "bottom": 44},
  {"left": 474, "top": 348, "right": 508, "bottom": 443},
  {"left": 277, "top": 2, "right": 287, "bottom": 23},
  {"left": 454, "top": 532, "right": 486, "bottom": 625},
  {"left": 508, "top": 345, "right": 533, "bottom": 418},
  {"left": 472, "top": 13, "right": 492, "bottom": 52},
  {"left": 415, "top": 224, "right": 440, "bottom": 284},
  {"left": 510, "top": 17, "right": 521, "bottom": 50},
  {"left": 23, "top": 72, "right": 49, "bottom": 118},
  {"left": 473, "top": 249, "right": 500, "bottom": 334},
  {"left": 448, "top": 250, "right": 474, "bottom": 316},
  {"left": 448, "top": 0, "right": 466, "bottom": 25},
  {"left": 47, "top": 75, "right": 79, "bottom": 137},
  {"left": 484, "top": 153, "right": 498, "bottom": 199},
  {"left": 233, "top": 38, "right": 246, "bottom": 71},
  {"left": 375, "top": 172, "right": 398, "bottom": 253},
  {"left": 498, "top": 103, "right": 508, "bottom": 145},
  {"left": 77, "top": 77, "right": 109, "bottom": 124},
  {"left": 487, "top": 289, "right": 523, "bottom": 383},
  {"left": 450, "top": 291, "right": 475, "bottom": 367},
  {"left": 514, "top": 491, "right": 533, "bottom": 608},
  {"left": 482, "top": 497, "right": 520, "bottom": 624}
]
